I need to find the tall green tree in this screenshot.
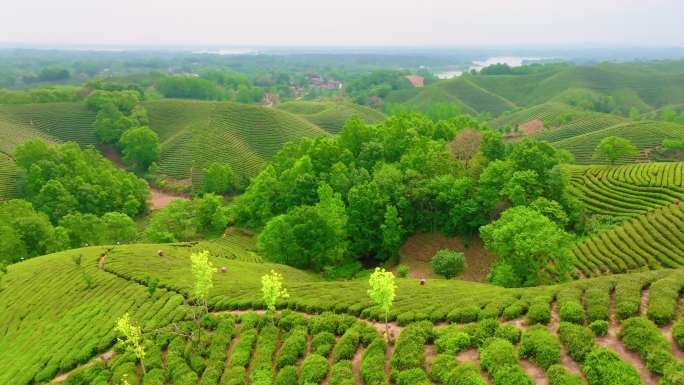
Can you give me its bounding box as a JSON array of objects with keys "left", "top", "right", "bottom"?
[
  {"left": 202, "top": 163, "right": 237, "bottom": 194},
  {"left": 480, "top": 206, "right": 573, "bottom": 287},
  {"left": 119, "top": 127, "right": 160, "bottom": 171},
  {"left": 116, "top": 313, "right": 146, "bottom": 374},
  {"left": 381, "top": 205, "right": 404, "bottom": 260},
  {"left": 190, "top": 250, "right": 214, "bottom": 343},
  {"left": 261, "top": 270, "right": 289, "bottom": 324},
  {"left": 592, "top": 136, "right": 639, "bottom": 164}
]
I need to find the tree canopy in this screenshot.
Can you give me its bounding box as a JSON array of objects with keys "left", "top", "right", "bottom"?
[{"left": 592, "top": 136, "right": 639, "bottom": 164}]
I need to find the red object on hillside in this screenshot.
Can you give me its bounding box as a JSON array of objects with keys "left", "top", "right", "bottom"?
[
  {"left": 405, "top": 75, "right": 425, "bottom": 88},
  {"left": 157, "top": 250, "right": 164, "bottom": 257},
  {"left": 219, "top": 266, "right": 227, "bottom": 273},
  {"left": 675, "top": 200, "right": 681, "bottom": 207},
  {"left": 420, "top": 278, "right": 426, "bottom": 286}
]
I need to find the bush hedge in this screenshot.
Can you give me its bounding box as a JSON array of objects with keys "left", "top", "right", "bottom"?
[
  {"left": 435, "top": 326, "right": 471, "bottom": 355},
  {"left": 329, "top": 360, "right": 355, "bottom": 385},
  {"left": 429, "top": 354, "right": 457, "bottom": 383},
  {"left": 527, "top": 298, "right": 551, "bottom": 325},
  {"left": 360, "top": 337, "right": 388, "bottom": 385},
  {"left": 494, "top": 324, "right": 521, "bottom": 344},
  {"left": 619, "top": 317, "right": 673, "bottom": 375},
  {"left": 558, "top": 322, "right": 594, "bottom": 363},
  {"left": 444, "top": 363, "right": 488, "bottom": 385},
  {"left": 332, "top": 326, "right": 361, "bottom": 362},
  {"left": 547, "top": 364, "right": 586, "bottom": 385},
  {"left": 276, "top": 326, "right": 308, "bottom": 368},
  {"left": 582, "top": 347, "right": 641, "bottom": 385},
  {"left": 588, "top": 320, "right": 608, "bottom": 337},
  {"left": 274, "top": 365, "right": 298, "bottom": 385},
  {"left": 647, "top": 272, "right": 684, "bottom": 325},
  {"left": 300, "top": 354, "right": 329, "bottom": 384},
  {"left": 396, "top": 368, "right": 430, "bottom": 385},
  {"left": 311, "top": 331, "right": 336, "bottom": 356},
  {"left": 519, "top": 325, "right": 560, "bottom": 369},
  {"left": 673, "top": 319, "right": 684, "bottom": 350}
]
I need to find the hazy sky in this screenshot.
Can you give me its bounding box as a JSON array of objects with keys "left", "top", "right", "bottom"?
[{"left": 2, "top": 0, "right": 684, "bottom": 47}]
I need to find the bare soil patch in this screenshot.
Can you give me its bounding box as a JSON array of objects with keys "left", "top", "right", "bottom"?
[
  {"left": 456, "top": 349, "right": 492, "bottom": 385},
  {"left": 519, "top": 358, "right": 548, "bottom": 385},
  {"left": 397, "top": 232, "right": 495, "bottom": 282},
  {"left": 149, "top": 188, "right": 188, "bottom": 210}
]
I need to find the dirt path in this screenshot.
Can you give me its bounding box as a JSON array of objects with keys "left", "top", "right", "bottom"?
[
  {"left": 224, "top": 324, "right": 240, "bottom": 368},
  {"left": 351, "top": 346, "right": 364, "bottom": 385},
  {"left": 52, "top": 351, "right": 116, "bottom": 383},
  {"left": 385, "top": 344, "right": 395, "bottom": 384},
  {"left": 519, "top": 358, "right": 548, "bottom": 385},
  {"left": 640, "top": 288, "right": 650, "bottom": 316},
  {"left": 456, "top": 349, "right": 492, "bottom": 385},
  {"left": 549, "top": 300, "right": 560, "bottom": 334},
  {"left": 661, "top": 324, "right": 684, "bottom": 361},
  {"left": 424, "top": 344, "right": 437, "bottom": 374}
]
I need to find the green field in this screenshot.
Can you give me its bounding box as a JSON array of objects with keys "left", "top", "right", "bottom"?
[
  {"left": 0, "top": 152, "right": 19, "bottom": 200},
  {"left": 2, "top": 242, "right": 684, "bottom": 385},
  {"left": 553, "top": 120, "right": 684, "bottom": 164},
  {"left": 572, "top": 203, "right": 684, "bottom": 276},
  {"left": 570, "top": 162, "right": 684, "bottom": 217},
  {"left": 277, "top": 100, "right": 386, "bottom": 133}
]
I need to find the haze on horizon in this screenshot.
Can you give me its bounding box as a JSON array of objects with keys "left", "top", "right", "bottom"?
[{"left": 2, "top": 0, "right": 684, "bottom": 48}]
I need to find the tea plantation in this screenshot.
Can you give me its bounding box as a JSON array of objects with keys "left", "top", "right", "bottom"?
[{"left": 1, "top": 243, "right": 684, "bottom": 385}]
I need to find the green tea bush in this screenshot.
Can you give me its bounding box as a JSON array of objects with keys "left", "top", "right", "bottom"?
[
  {"left": 276, "top": 326, "right": 308, "bottom": 368},
  {"left": 435, "top": 326, "right": 471, "bottom": 354},
  {"left": 229, "top": 329, "right": 258, "bottom": 367},
  {"left": 397, "top": 264, "right": 409, "bottom": 278},
  {"left": 274, "top": 365, "right": 298, "bottom": 385},
  {"left": 673, "top": 319, "right": 684, "bottom": 349},
  {"left": 490, "top": 365, "right": 533, "bottom": 385},
  {"left": 582, "top": 347, "right": 641, "bottom": 385},
  {"left": 391, "top": 322, "right": 432, "bottom": 376},
  {"left": 584, "top": 282, "right": 610, "bottom": 322},
  {"left": 396, "top": 368, "right": 430, "bottom": 385},
  {"left": 250, "top": 325, "right": 278, "bottom": 382},
  {"left": 647, "top": 272, "right": 684, "bottom": 325},
  {"left": 519, "top": 325, "right": 560, "bottom": 369},
  {"left": 546, "top": 364, "right": 586, "bottom": 385},
  {"left": 494, "top": 324, "right": 521, "bottom": 344},
  {"left": 472, "top": 319, "right": 500, "bottom": 347},
  {"left": 447, "top": 305, "right": 480, "bottom": 323},
  {"left": 558, "top": 322, "right": 594, "bottom": 362},
  {"left": 559, "top": 302, "right": 585, "bottom": 325},
  {"left": 239, "top": 312, "right": 260, "bottom": 329},
  {"left": 619, "top": 316, "right": 674, "bottom": 375},
  {"left": 312, "top": 331, "right": 336, "bottom": 356},
  {"left": 329, "top": 360, "right": 355, "bottom": 385},
  {"left": 479, "top": 338, "right": 518, "bottom": 375},
  {"left": 333, "top": 327, "right": 361, "bottom": 362},
  {"left": 619, "top": 317, "right": 669, "bottom": 358},
  {"left": 360, "top": 337, "right": 388, "bottom": 385},
  {"left": 661, "top": 361, "right": 684, "bottom": 385},
  {"left": 300, "top": 354, "right": 329, "bottom": 384},
  {"left": 220, "top": 366, "right": 246, "bottom": 385},
  {"left": 142, "top": 369, "right": 165, "bottom": 385},
  {"left": 277, "top": 311, "right": 308, "bottom": 331},
  {"left": 502, "top": 299, "right": 528, "bottom": 320},
  {"left": 429, "top": 354, "right": 457, "bottom": 383},
  {"left": 588, "top": 320, "right": 608, "bottom": 337},
  {"left": 310, "top": 312, "right": 356, "bottom": 335},
  {"left": 251, "top": 369, "right": 273, "bottom": 385},
  {"left": 444, "top": 363, "right": 487, "bottom": 385},
  {"left": 526, "top": 299, "right": 551, "bottom": 325}
]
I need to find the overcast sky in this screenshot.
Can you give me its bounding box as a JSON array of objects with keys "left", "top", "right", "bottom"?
[{"left": 2, "top": 0, "right": 683, "bottom": 47}]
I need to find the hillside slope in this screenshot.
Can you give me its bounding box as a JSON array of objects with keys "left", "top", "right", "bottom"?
[
  {"left": 572, "top": 203, "right": 684, "bottom": 276},
  {"left": 553, "top": 120, "right": 684, "bottom": 164},
  {"left": 570, "top": 162, "right": 684, "bottom": 217},
  {"left": 3, "top": 243, "right": 684, "bottom": 384},
  {"left": 277, "top": 100, "right": 386, "bottom": 133},
  {"left": 143, "top": 99, "right": 328, "bottom": 184},
  {"left": 0, "top": 100, "right": 329, "bottom": 188},
  {"left": 0, "top": 152, "right": 19, "bottom": 200}
]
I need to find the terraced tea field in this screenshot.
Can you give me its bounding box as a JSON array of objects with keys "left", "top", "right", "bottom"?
[
  {"left": 3, "top": 243, "right": 683, "bottom": 385},
  {"left": 278, "top": 100, "right": 385, "bottom": 133},
  {"left": 569, "top": 162, "right": 684, "bottom": 217},
  {"left": 554, "top": 121, "right": 684, "bottom": 164},
  {"left": 144, "top": 99, "right": 327, "bottom": 183},
  {"left": 0, "top": 102, "right": 96, "bottom": 152},
  {"left": 572, "top": 203, "right": 684, "bottom": 276},
  {"left": 0, "top": 152, "right": 19, "bottom": 200}
]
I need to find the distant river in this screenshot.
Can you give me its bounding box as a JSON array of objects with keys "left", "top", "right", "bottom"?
[{"left": 436, "top": 56, "right": 547, "bottom": 79}]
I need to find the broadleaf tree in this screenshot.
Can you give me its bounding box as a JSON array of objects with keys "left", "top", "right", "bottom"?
[
  {"left": 116, "top": 313, "right": 146, "bottom": 374},
  {"left": 261, "top": 270, "right": 289, "bottom": 324},
  {"left": 367, "top": 267, "right": 396, "bottom": 339}
]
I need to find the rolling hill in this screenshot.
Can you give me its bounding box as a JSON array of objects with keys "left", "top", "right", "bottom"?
[
  {"left": 0, "top": 100, "right": 334, "bottom": 189},
  {"left": 1, "top": 243, "right": 684, "bottom": 385},
  {"left": 572, "top": 203, "right": 684, "bottom": 277},
  {"left": 0, "top": 152, "right": 19, "bottom": 200},
  {"left": 277, "top": 100, "right": 386, "bottom": 133},
  {"left": 569, "top": 162, "right": 684, "bottom": 218},
  {"left": 553, "top": 120, "right": 684, "bottom": 164}
]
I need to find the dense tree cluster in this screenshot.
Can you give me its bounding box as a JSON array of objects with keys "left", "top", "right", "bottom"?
[
  {"left": 15, "top": 140, "right": 149, "bottom": 221},
  {"left": 157, "top": 75, "right": 227, "bottom": 100},
  {"left": 345, "top": 70, "right": 413, "bottom": 106},
  {"left": 0, "top": 199, "right": 137, "bottom": 264},
  {"left": 232, "top": 112, "right": 579, "bottom": 283},
  {"left": 146, "top": 194, "right": 228, "bottom": 242},
  {"left": 86, "top": 90, "right": 159, "bottom": 171}
]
